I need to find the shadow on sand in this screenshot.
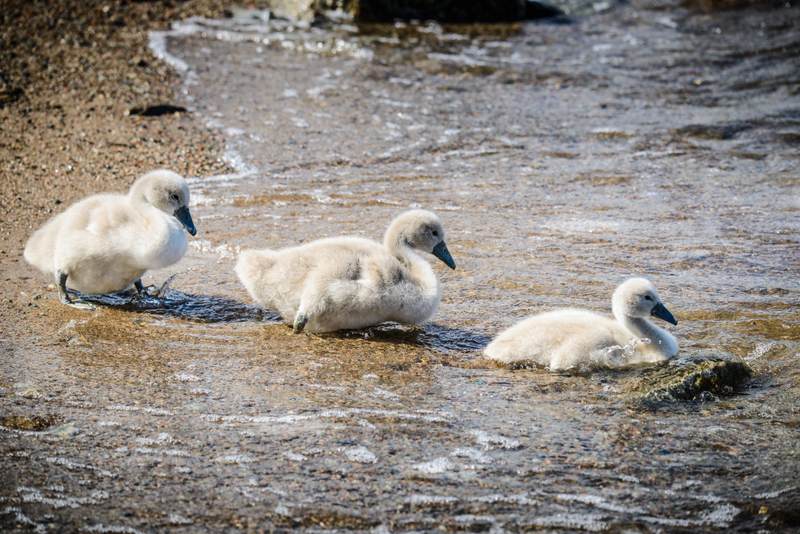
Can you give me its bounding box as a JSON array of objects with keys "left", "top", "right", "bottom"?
[
  {"left": 329, "top": 322, "right": 491, "bottom": 353},
  {"left": 79, "top": 288, "right": 280, "bottom": 323},
  {"left": 77, "top": 286, "right": 488, "bottom": 352}
]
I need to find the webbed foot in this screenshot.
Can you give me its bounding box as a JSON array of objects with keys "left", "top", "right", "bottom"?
[
  {"left": 64, "top": 299, "right": 96, "bottom": 311},
  {"left": 293, "top": 313, "right": 309, "bottom": 334},
  {"left": 155, "top": 274, "right": 177, "bottom": 299},
  {"left": 57, "top": 271, "right": 96, "bottom": 311}
]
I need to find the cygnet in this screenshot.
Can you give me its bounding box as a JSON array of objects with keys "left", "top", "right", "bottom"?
[
  {"left": 235, "top": 209, "right": 456, "bottom": 333},
  {"left": 24, "top": 169, "right": 197, "bottom": 309},
  {"left": 484, "top": 277, "right": 678, "bottom": 370}
]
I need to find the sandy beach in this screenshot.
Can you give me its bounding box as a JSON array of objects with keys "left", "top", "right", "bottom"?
[{"left": 2, "top": 0, "right": 798, "bottom": 531}]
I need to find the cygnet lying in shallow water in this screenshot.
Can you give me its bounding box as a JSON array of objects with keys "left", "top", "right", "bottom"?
[
  {"left": 24, "top": 169, "right": 197, "bottom": 309},
  {"left": 484, "top": 277, "right": 678, "bottom": 370},
  {"left": 235, "top": 209, "right": 456, "bottom": 333}
]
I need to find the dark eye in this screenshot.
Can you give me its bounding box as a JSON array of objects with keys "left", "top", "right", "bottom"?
[
  {"left": 432, "top": 230, "right": 439, "bottom": 237},
  {"left": 644, "top": 295, "right": 653, "bottom": 301},
  {"left": 170, "top": 193, "right": 179, "bottom": 202}
]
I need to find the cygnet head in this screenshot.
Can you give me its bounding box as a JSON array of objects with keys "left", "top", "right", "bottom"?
[
  {"left": 385, "top": 209, "right": 456, "bottom": 269},
  {"left": 612, "top": 277, "right": 677, "bottom": 325},
  {"left": 129, "top": 170, "right": 196, "bottom": 236}
]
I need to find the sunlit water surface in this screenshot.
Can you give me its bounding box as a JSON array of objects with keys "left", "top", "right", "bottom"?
[{"left": 2, "top": 1, "right": 799, "bottom": 532}]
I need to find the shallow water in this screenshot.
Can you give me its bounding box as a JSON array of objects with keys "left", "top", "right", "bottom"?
[{"left": 3, "top": 0, "right": 800, "bottom": 531}]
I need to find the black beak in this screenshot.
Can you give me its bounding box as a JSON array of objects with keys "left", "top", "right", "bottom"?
[
  {"left": 432, "top": 241, "right": 456, "bottom": 270},
  {"left": 651, "top": 302, "right": 677, "bottom": 325},
  {"left": 174, "top": 205, "right": 197, "bottom": 236}
]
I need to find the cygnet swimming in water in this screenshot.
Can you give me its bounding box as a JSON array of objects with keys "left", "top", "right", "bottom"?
[
  {"left": 235, "top": 209, "right": 456, "bottom": 333},
  {"left": 24, "top": 169, "right": 197, "bottom": 309},
  {"left": 484, "top": 277, "right": 678, "bottom": 370}
]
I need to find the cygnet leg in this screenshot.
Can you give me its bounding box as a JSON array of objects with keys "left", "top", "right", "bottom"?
[
  {"left": 57, "top": 271, "right": 95, "bottom": 310},
  {"left": 128, "top": 278, "right": 146, "bottom": 303}
]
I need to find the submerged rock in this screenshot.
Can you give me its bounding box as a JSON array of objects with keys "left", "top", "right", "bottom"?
[{"left": 627, "top": 356, "right": 753, "bottom": 408}]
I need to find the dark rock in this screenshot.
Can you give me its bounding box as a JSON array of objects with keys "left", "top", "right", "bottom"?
[
  {"left": 626, "top": 355, "right": 753, "bottom": 408},
  {"left": 129, "top": 104, "right": 188, "bottom": 117},
  {"left": 0, "top": 86, "right": 24, "bottom": 108},
  {"left": 353, "top": 0, "right": 565, "bottom": 22},
  {"left": 525, "top": 0, "right": 569, "bottom": 22}
]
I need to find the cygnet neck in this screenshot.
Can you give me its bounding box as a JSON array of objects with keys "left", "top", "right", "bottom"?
[
  {"left": 612, "top": 304, "right": 675, "bottom": 355},
  {"left": 127, "top": 180, "right": 152, "bottom": 207},
  {"left": 383, "top": 225, "right": 414, "bottom": 263},
  {"left": 383, "top": 224, "right": 437, "bottom": 292}
]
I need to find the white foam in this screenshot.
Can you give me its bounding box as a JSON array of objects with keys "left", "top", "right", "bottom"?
[
  {"left": 703, "top": 504, "right": 740, "bottom": 526},
  {"left": 451, "top": 515, "right": 496, "bottom": 526},
  {"left": 450, "top": 447, "right": 492, "bottom": 465},
  {"left": 528, "top": 513, "right": 607, "bottom": 532},
  {"left": 556, "top": 493, "right": 645, "bottom": 514},
  {"left": 148, "top": 30, "right": 190, "bottom": 73},
  {"left": 173, "top": 372, "right": 201, "bottom": 383},
  {"left": 371, "top": 387, "right": 400, "bottom": 401},
  {"left": 283, "top": 451, "right": 307, "bottom": 462},
  {"left": 167, "top": 514, "right": 193, "bottom": 525},
  {"left": 404, "top": 494, "right": 458, "bottom": 505},
  {"left": 45, "top": 457, "right": 114, "bottom": 478},
  {"left": 472, "top": 493, "right": 535, "bottom": 505},
  {"left": 208, "top": 407, "right": 453, "bottom": 426},
  {"left": 342, "top": 446, "right": 377, "bottom": 464},
  {"left": 641, "top": 504, "right": 740, "bottom": 528},
  {"left": 755, "top": 485, "right": 797, "bottom": 499},
  {"left": 134, "top": 433, "right": 173, "bottom": 446},
  {"left": 470, "top": 430, "right": 522, "bottom": 450},
  {"left": 412, "top": 457, "right": 455, "bottom": 475},
  {"left": 17, "top": 486, "right": 109, "bottom": 510},
  {"left": 134, "top": 447, "right": 192, "bottom": 458},
  {"left": 84, "top": 524, "right": 145, "bottom": 534},
  {"left": 216, "top": 454, "right": 255, "bottom": 464},
  {"left": 108, "top": 404, "right": 173, "bottom": 417},
  {"left": 746, "top": 341, "right": 776, "bottom": 361}
]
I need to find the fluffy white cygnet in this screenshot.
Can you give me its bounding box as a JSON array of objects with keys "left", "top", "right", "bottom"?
[
  {"left": 24, "top": 169, "right": 197, "bottom": 308},
  {"left": 484, "top": 277, "right": 678, "bottom": 370},
  {"left": 235, "top": 209, "right": 456, "bottom": 333}
]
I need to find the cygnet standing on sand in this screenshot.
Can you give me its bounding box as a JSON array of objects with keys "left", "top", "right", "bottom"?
[
  {"left": 484, "top": 278, "right": 678, "bottom": 370},
  {"left": 24, "top": 169, "right": 197, "bottom": 309},
  {"left": 235, "top": 209, "right": 456, "bottom": 333}
]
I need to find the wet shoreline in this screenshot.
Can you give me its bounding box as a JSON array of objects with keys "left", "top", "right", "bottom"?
[{"left": 3, "top": 0, "right": 800, "bottom": 532}]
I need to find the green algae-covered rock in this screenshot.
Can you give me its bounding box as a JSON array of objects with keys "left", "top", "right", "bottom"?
[{"left": 627, "top": 356, "right": 753, "bottom": 408}]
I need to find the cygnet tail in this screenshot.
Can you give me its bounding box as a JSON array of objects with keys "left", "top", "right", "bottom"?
[
  {"left": 23, "top": 222, "right": 59, "bottom": 275},
  {"left": 483, "top": 336, "right": 521, "bottom": 363},
  {"left": 235, "top": 248, "right": 276, "bottom": 302},
  {"left": 483, "top": 339, "right": 507, "bottom": 361}
]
